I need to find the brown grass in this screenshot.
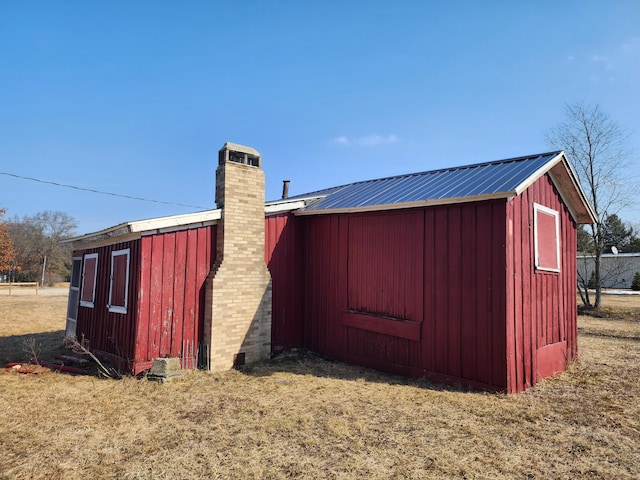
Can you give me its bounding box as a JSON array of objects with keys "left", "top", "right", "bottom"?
[{"left": 1, "top": 294, "right": 639, "bottom": 479}]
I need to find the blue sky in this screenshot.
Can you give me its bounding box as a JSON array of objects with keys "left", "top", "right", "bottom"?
[{"left": 1, "top": 1, "right": 639, "bottom": 234}]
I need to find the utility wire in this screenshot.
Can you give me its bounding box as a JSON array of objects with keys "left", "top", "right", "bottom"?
[{"left": 0, "top": 171, "right": 207, "bottom": 209}]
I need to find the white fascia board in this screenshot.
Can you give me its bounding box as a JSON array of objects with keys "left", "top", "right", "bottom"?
[
  {"left": 513, "top": 151, "right": 597, "bottom": 225},
  {"left": 64, "top": 197, "right": 320, "bottom": 247},
  {"left": 546, "top": 156, "right": 597, "bottom": 224},
  {"left": 513, "top": 152, "right": 563, "bottom": 196},
  {"left": 65, "top": 210, "right": 221, "bottom": 246},
  {"left": 60, "top": 222, "right": 134, "bottom": 245},
  {"left": 131, "top": 210, "right": 221, "bottom": 233},
  {"left": 265, "top": 200, "right": 309, "bottom": 215}
]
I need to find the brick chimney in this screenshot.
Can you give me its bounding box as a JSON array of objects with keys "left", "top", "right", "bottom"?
[{"left": 203, "top": 142, "right": 272, "bottom": 371}]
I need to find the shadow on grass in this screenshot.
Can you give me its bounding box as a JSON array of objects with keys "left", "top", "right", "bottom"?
[
  {"left": 236, "top": 348, "right": 490, "bottom": 395},
  {"left": 1, "top": 331, "right": 495, "bottom": 394},
  {"left": 1, "top": 330, "right": 67, "bottom": 365}
]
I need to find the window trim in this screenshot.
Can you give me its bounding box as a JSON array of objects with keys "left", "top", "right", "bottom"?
[
  {"left": 80, "top": 253, "right": 98, "bottom": 308},
  {"left": 108, "top": 248, "right": 130, "bottom": 314},
  {"left": 533, "top": 203, "right": 561, "bottom": 273}
]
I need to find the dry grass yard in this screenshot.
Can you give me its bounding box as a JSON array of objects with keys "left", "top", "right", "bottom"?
[{"left": 1, "top": 293, "right": 639, "bottom": 479}]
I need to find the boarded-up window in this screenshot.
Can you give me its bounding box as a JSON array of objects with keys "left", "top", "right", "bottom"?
[
  {"left": 80, "top": 253, "right": 98, "bottom": 308},
  {"left": 534, "top": 203, "right": 560, "bottom": 272},
  {"left": 346, "top": 212, "right": 424, "bottom": 321},
  {"left": 108, "top": 248, "right": 130, "bottom": 314}
]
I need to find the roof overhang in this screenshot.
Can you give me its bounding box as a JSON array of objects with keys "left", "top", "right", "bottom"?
[
  {"left": 63, "top": 196, "right": 322, "bottom": 250},
  {"left": 62, "top": 210, "right": 222, "bottom": 249},
  {"left": 264, "top": 197, "right": 321, "bottom": 215},
  {"left": 520, "top": 152, "right": 596, "bottom": 224},
  {"left": 293, "top": 191, "right": 515, "bottom": 216}
]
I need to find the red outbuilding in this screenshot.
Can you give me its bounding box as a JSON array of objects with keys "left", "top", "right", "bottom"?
[{"left": 65, "top": 146, "right": 595, "bottom": 393}]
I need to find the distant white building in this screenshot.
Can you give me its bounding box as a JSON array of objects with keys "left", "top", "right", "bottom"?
[{"left": 577, "top": 253, "right": 640, "bottom": 289}]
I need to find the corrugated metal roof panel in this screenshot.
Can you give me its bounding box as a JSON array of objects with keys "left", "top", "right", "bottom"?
[{"left": 297, "top": 152, "right": 561, "bottom": 212}]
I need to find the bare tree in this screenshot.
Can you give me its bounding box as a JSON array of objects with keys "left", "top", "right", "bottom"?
[{"left": 547, "top": 102, "right": 634, "bottom": 308}]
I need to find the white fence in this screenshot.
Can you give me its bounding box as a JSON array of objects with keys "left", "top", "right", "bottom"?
[{"left": 577, "top": 253, "right": 640, "bottom": 289}]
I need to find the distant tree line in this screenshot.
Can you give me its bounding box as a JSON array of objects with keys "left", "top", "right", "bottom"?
[
  {"left": 577, "top": 213, "right": 640, "bottom": 254},
  {"left": 0, "top": 210, "right": 77, "bottom": 285}
]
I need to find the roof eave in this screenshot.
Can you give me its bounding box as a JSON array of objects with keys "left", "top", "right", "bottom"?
[
  {"left": 59, "top": 221, "right": 135, "bottom": 245},
  {"left": 294, "top": 191, "right": 516, "bottom": 216},
  {"left": 514, "top": 151, "right": 596, "bottom": 224},
  {"left": 63, "top": 198, "right": 323, "bottom": 248},
  {"left": 63, "top": 210, "right": 223, "bottom": 247},
  {"left": 549, "top": 154, "right": 597, "bottom": 224}
]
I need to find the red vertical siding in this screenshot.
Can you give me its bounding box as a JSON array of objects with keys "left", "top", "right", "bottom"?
[
  {"left": 171, "top": 232, "right": 187, "bottom": 357},
  {"left": 302, "top": 202, "right": 508, "bottom": 391},
  {"left": 73, "top": 226, "right": 215, "bottom": 374},
  {"left": 136, "top": 236, "right": 152, "bottom": 366},
  {"left": 506, "top": 174, "right": 578, "bottom": 392},
  {"left": 133, "top": 225, "right": 215, "bottom": 373},
  {"left": 433, "top": 207, "right": 450, "bottom": 375},
  {"left": 446, "top": 205, "right": 462, "bottom": 378},
  {"left": 265, "top": 213, "right": 304, "bottom": 349},
  {"left": 74, "top": 239, "right": 141, "bottom": 371},
  {"left": 460, "top": 205, "right": 477, "bottom": 381},
  {"left": 473, "top": 203, "right": 494, "bottom": 386},
  {"left": 160, "top": 233, "right": 176, "bottom": 355}
]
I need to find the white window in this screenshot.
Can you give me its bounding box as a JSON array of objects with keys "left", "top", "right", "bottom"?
[
  {"left": 108, "top": 248, "right": 130, "bottom": 314},
  {"left": 80, "top": 253, "right": 98, "bottom": 308},
  {"left": 533, "top": 203, "right": 560, "bottom": 272}
]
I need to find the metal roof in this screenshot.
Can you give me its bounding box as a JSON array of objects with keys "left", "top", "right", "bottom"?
[
  {"left": 68, "top": 150, "right": 595, "bottom": 248},
  {"left": 292, "top": 151, "right": 595, "bottom": 224}
]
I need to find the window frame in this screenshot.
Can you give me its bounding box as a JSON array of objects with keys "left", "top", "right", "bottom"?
[
  {"left": 80, "top": 253, "right": 98, "bottom": 308},
  {"left": 533, "top": 203, "right": 561, "bottom": 273},
  {"left": 108, "top": 248, "right": 130, "bottom": 314}
]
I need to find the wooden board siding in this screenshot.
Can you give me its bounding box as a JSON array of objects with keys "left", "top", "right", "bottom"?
[
  {"left": 73, "top": 226, "right": 215, "bottom": 374},
  {"left": 506, "top": 174, "right": 578, "bottom": 392},
  {"left": 134, "top": 226, "right": 215, "bottom": 374},
  {"left": 301, "top": 202, "right": 508, "bottom": 391},
  {"left": 265, "top": 213, "right": 304, "bottom": 349},
  {"left": 74, "top": 239, "right": 140, "bottom": 370}
]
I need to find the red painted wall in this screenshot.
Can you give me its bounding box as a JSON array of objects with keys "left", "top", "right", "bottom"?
[
  {"left": 73, "top": 225, "right": 215, "bottom": 374},
  {"left": 74, "top": 239, "right": 141, "bottom": 370},
  {"left": 505, "top": 175, "right": 577, "bottom": 392},
  {"left": 300, "top": 174, "right": 578, "bottom": 392},
  {"left": 265, "top": 213, "right": 304, "bottom": 349},
  {"left": 73, "top": 216, "right": 300, "bottom": 374},
  {"left": 301, "top": 200, "right": 509, "bottom": 391},
  {"left": 134, "top": 226, "right": 215, "bottom": 373}
]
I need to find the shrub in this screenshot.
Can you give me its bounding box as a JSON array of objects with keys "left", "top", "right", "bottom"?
[
  {"left": 632, "top": 272, "right": 640, "bottom": 291},
  {"left": 588, "top": 270, "right": 596, "bottom": 289}
]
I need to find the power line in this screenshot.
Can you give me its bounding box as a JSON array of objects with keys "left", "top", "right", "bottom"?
[{"left": 0, "top": 171, "right": 207, "bottom": 209}]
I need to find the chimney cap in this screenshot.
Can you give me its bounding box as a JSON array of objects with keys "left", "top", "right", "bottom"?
[{"left": 219, "top": 142, "right": 261, "bottom": 157}]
